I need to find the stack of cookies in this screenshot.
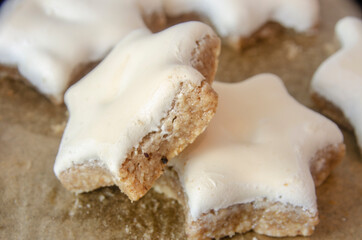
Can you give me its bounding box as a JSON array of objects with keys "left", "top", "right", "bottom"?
[{"left": 0, "top": 0, "right": 360, "bottom": 239}]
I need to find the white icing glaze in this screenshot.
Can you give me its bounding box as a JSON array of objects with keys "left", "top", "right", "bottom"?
[
  {"left": 312, "top": 17, "right": 362, "bottom": 150},
  {"left": 171, "top": 74, "right": 343, "bottom": 220},
  {"left": 162, "top": 0, "right": 319, "bottom": 38},
  {"left": 54, "top": 22, "right": 217, "bottom": 180},
  {"left": 0, "top": 0, "right": 155, "bottom": 103}
]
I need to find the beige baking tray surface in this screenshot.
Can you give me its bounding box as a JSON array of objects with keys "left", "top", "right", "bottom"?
[{"left": 0, "top": 0, "right": 361, "bottom": 239}]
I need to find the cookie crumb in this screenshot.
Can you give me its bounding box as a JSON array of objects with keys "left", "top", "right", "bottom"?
[
  {"left": 68, "top": 198, "right": 82, "bottom": 217},
  {"left": 285, "top": 41, "right": 301, "bottom": 60},
  {"left": 99, "top": 195, "right": 105, "bottom": 202},
  {"left": 104, "top": 190, "right": 115, "bottom": 197}
]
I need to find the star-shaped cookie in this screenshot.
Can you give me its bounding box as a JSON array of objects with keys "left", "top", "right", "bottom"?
[
  {"left": 155, "top": 74, "right": 345, "bottom": 239},
  {"left": 54, "top": 22, "right": 220, "bottom": 201}
]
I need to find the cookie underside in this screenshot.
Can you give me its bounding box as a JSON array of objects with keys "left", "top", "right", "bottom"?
[{"left": 154, "top": 143, "right": 345, "bottom": 240}]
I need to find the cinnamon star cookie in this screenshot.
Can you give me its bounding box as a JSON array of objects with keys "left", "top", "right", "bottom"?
[
  {"left": 155, "top": 74, "right": 345, "bottom": 239},
  {"left": 54, "top": 22, "right": 220, "bottom": 201}
]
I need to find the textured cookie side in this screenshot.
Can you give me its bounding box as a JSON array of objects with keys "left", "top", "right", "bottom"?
[
  {"left": 154, "top": 143, "right": 345, "bottom": 239},
  {"left": 310, "top": 143, "right": 345, "bottom": 186},
  {"left": 118, "top": 80, "right": 217, "bottom": 201}
]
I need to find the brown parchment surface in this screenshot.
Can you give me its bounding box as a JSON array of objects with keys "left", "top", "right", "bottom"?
[{"left": 0, "top": 0, "right": 361, "bottom": 239}]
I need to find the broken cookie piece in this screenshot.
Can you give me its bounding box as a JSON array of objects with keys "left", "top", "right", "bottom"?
[
  {"left": 155, "top": 74, "right": 345, "bottom": 239},
  {"left": 54, "top": 22, "right": 220, "bottom": 201}
]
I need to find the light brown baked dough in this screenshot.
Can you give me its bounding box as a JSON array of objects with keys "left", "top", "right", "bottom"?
[
  {"left": 58, "top": 34, "right": 220, "bottom": 201},
  {"left": 154, "top": 143, "right": 345, "bottom": 240},
  {"left": 166, "top": 18, "right": 284, "bottom": 50},
  {"left": 164, "top": 13, "right": 318, "bottom": 50},
  {"left": 225, "top": 22, "right": 284, "bottom": 50}
]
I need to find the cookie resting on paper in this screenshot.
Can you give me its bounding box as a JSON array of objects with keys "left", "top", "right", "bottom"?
[
  {"left": 0, "top": 0, "right": 164, "bottom": 103},
  {"left": 54, "top": 22, "right": 220, "bottom": 201},
  {"left": 155, "top": 74, "right": 345, "bottom": 239},
  {"left": 162, "top": 0, "right": 319, "bottom": 49},
  {"left": 311, "top": 16, "right": 362, "bottom": 154}
]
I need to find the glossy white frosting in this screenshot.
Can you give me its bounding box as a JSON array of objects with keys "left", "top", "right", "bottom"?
[
  {"left": 171, "top": 74, "right": 343, "bottom": 220},
  {"left": 312, "top": 17, "right": 362, "bottom": 151},
  {"left": 54, "top": 22, "right": 217, "bottom": 180},
  {"left": 162, "top": 0, "right": 319, "bottom": 38},
  {"left": 0, "top": 0, "right": 153, "bottom": 103}
]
